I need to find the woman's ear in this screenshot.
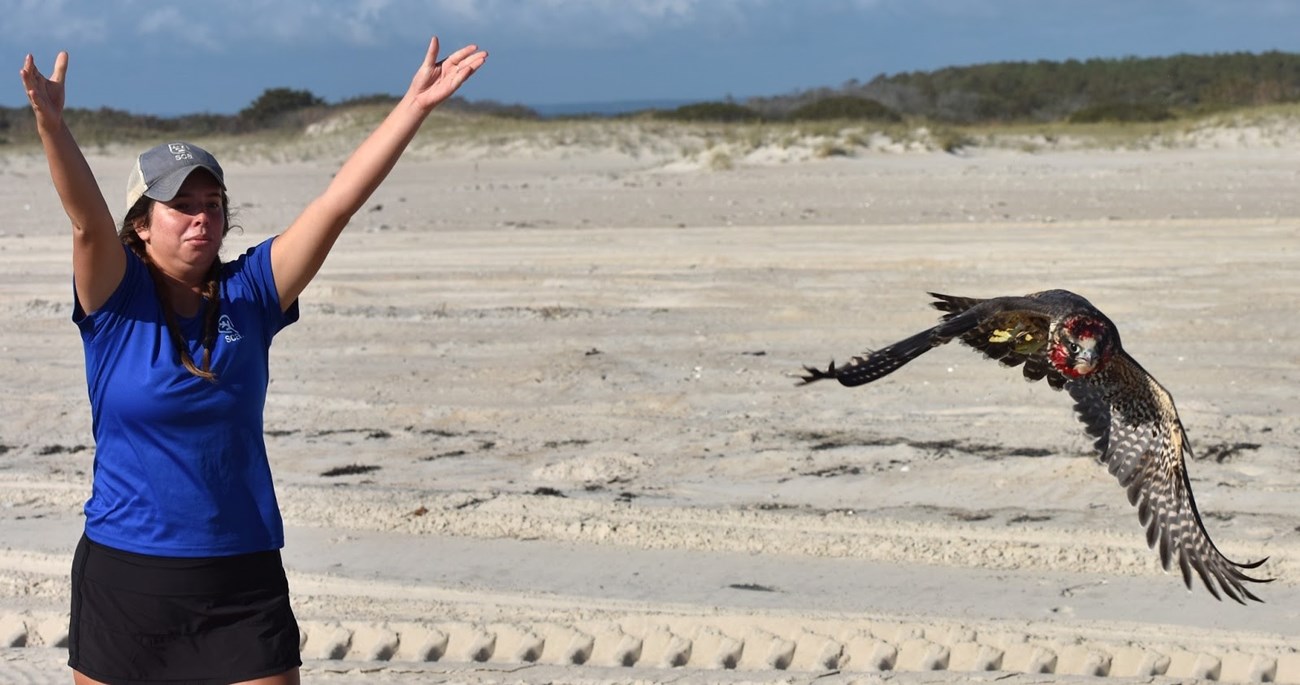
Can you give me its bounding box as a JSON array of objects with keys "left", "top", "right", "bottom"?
[{"left": 132, "top": 216, "right": 150, "bottom": 244}]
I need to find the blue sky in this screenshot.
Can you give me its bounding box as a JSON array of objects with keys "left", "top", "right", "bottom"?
[{"left": 4, "top": 0, "right": 1299, "bottom": 116}]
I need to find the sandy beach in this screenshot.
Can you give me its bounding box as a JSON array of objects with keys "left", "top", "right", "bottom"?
[{"left": 0, "top": 119, "right": 1297, "bottom": 683}]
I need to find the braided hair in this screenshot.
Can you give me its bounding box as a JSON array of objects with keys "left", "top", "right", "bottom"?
[{"left": 118, "top": 192, "right": 235, "bottom": 382}]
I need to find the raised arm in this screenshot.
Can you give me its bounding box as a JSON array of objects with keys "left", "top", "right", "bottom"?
[
  {"left": 270, "top": 36, "right": 487, "bottom": 310},
  {"left": 20, "top": 52, "right": 124, "bottom": 314}
]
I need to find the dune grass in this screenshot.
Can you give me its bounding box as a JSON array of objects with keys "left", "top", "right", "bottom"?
[{"left": 5, "top": 102, "right": 1300, "bottom": 167}]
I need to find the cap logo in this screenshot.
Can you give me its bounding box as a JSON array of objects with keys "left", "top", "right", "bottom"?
[{"left": 168, "top": 143, "right": 195, "bottom": 160}]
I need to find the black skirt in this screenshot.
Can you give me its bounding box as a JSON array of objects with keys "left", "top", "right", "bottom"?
[{"left": 68, "top": 534, "right": 302, "bottom": 684}]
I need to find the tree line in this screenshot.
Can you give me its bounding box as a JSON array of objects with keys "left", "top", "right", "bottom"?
[
  {"left": 0, "top": 88, "right": 534, "bottom": 146},
  {"left": 740, "top": 50, "right": 1300, "bottom": 124}
]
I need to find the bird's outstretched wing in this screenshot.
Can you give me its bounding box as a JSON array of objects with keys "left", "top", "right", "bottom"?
[
  {"left": 1067, "top": 356, "right": 1272, "bottom": 603},
  {"left": 798, "top": 326, "right": 954, "bottom": 387},
  {"left": 799, "top": 293, "right": 1061, "bottom": 387}
]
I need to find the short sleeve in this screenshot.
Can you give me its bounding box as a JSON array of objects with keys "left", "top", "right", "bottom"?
[
  {"left": 224, "top": 237, "right": 299, "bottom": 339},
  {"left": 73, "top": 243, "right": 149, "bottom": 341}
]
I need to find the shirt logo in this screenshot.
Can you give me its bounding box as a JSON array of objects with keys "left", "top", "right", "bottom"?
[{"left": 218, "top": 315, "right": 243, "bottom": 343}]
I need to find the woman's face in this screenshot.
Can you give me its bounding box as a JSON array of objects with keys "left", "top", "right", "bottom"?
[{"left": 137, "top": 170, "right": 226, "bottom": 275}]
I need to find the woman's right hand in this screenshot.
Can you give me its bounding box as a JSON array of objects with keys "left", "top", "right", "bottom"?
[{"left": 20, "top": 51, "right": 68, "bottom": 130}]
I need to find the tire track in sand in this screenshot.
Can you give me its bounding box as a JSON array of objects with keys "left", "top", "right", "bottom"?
[{"left": 0, "top": 563, "right": 1296, "bottom": 684}]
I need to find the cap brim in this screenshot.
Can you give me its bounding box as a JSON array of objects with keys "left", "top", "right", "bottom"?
[{"left": 141, "top": 164, "right": 227, "bottom": 203}]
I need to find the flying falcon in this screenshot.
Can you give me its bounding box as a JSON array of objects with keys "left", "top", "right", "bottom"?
[{"left": 799, "top": 289, "right": 1271, "bottom": 603}]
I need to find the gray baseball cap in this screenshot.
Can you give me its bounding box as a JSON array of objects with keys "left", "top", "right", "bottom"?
[{"left": 125, "top": 141, "right": 226, "bottom": 211}]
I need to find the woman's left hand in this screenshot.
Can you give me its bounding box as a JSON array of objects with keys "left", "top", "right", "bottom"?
[{"left": 407, "top": 37, "right": 488, "bottom": 111}]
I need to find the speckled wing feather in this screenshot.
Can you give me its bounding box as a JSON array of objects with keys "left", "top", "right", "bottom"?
[{"left": 1067, "top": 355, "right": 1272, "bottom": 603}]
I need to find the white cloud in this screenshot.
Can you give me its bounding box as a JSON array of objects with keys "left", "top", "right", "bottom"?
[
  {"left": 428, "top": 0, "right": 771, "bottom": 47},
  {"left": 136, "top": 6, "right": 223, "bottom": 51},
  {"left": 187, "top": 0, "right": 764, "bottom": 45},
  {"left": 10, "top": 0, "right": 1292, "bottom": 57},
  {"left": 0, "top": 0, "right": 110, "bottom": 45},
  {"left": 0, "top": 0, "right": 405, "bottom": 50},
  {"left": 433, "top": 0, "right": 725, "bottom": 25},
  {"left": 0, "top": 0, "right": 770, "bottom": 51}
]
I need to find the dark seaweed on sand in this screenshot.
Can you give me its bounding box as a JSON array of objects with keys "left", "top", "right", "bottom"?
[{"left": 321, "top": 464, "right": 381, "bottom": 477}]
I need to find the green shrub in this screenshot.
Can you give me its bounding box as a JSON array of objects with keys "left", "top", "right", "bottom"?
[
  {"left": 787, "top": 96, "right": 901, "bottom": 122},
  {"left": 931, "top": 126, "right": 975, "bottom": 153},
  {"left": 239, "top": 88, "right": 326, "bottom": 126},
  {"left": 1068, "top": 102, "right": 1176, "bottom": 124},
  {"left": 656, "top": 102, "right": 762, "bottom": 123}
]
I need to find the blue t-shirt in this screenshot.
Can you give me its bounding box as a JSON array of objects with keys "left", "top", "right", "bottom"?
[{"left": 74, "top": 237, "right": 298, "bottom": 557}]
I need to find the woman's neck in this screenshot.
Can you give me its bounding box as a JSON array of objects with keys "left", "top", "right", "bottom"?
[{"left": 149, "top": 259, "right": 209, "bottom": 318}]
